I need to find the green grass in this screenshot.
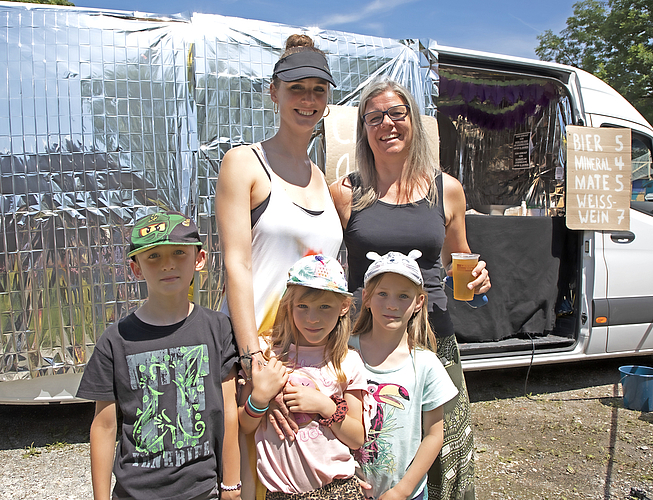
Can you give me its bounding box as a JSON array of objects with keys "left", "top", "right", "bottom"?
[{"left": 22, "top": 443, "right": 41, "bottom": 458}]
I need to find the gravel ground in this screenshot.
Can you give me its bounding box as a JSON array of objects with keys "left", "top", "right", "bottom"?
[
  {"left": 0, "top": 402, "right": 95, "bottom": 500},
  {"left": 465, "top": 355, "right": 653, "bottom": 500},
  {"left": 1, "top": 355, "right": 652, "bottom": 500}
]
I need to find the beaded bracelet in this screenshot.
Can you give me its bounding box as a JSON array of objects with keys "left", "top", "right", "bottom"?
[
  {"left": 220, "top": 481, "right": 242, "bottom": 491},
  {"left": 318, "top": 394, "right": 348, "bottom": 428}
]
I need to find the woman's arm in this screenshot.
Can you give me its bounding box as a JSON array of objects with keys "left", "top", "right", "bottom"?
[
  {"left": 215, "top": 147, "right": 270, "bottom": 371},
  {"left": 221, "top": 366, "right": 241, "bottom": 499},
  {"left": 441, "top": 172, "right": 490, "bottom": 294},
  {"left": 441, "top": 172, "right": 471, "bottom": 268},
  {"left": 89, "top": 400, "right": 118, "bottom": 500},
  {"left": 329, "top": 175, "right": 353, "bottom": 229},
  {"left": 378, "top": 406, "right": 444, "bottom": 500}
]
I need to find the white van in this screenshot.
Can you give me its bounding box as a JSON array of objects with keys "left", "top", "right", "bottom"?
[{"left": 430, "top": 45, "right": 653, "bottom": 370}]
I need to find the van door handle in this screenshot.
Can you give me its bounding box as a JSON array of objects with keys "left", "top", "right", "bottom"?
[{"left": 610, "top": 231, "right": 635, "bottom": 243}]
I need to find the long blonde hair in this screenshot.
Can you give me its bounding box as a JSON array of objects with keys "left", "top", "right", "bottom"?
[
  {"left": 354, "top": 76, "right": 439, "bottom": 210},
  {"left": 265, "top": 285, "right": 352, "bottom": 383},
  {"left": 352, "top": 273, "right": 436, "bottom": 352}
]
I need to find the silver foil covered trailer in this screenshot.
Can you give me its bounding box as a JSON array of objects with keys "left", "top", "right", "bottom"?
[{"left": 0, "top": 3, "right": 436, "bottom": 401}]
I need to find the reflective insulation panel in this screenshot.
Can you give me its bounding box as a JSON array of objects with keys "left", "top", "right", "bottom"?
[{"left": 0, "top": 3, "right": 574, "bottom": 387}]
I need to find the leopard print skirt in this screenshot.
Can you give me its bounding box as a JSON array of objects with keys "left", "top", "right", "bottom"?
[{"left": 265, "top": 477, "right": 364, "bottom": 500}]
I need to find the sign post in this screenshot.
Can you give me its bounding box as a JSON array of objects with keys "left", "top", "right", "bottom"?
[
  {"left": 324, "top": 106, "right": 358, "bottom": 185},
  {"left": 566, "top": 126, "right": 631, "bottom": 230}
]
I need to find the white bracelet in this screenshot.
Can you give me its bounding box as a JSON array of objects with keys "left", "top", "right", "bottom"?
[{"left": 220, "top": 481, "right": 242, "bottom": 491}]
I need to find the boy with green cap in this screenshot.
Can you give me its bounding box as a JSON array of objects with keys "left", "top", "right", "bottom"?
[{"left": 77, "top": 211, "right": 241, "bottom": 500}]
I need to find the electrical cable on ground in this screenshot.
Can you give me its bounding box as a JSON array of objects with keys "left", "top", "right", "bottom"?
[{"left": 524, "top": 332, "right": 538, "bottom": 399}]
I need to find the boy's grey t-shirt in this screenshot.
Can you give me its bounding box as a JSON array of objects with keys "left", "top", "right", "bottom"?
[{"left": 77, "top": 305, "right": 238, "bottom": 500}]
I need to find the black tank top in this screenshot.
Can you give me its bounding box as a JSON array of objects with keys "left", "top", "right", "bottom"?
[{"left": 344, "top": 172, "right": 453, "bottom": 336}]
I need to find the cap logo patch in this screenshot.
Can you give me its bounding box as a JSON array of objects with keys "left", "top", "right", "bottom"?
[{"left": 139, "top": 222, "right": 167, "bottom": 237}]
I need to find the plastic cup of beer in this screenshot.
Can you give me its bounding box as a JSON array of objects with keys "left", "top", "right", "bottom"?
[{"left": 451, "top": 253, "right": 480, "bottom": 301}]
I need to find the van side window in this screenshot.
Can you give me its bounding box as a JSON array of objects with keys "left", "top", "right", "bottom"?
[{"left": 631, "top": 132, "right": 653, "bottom": 203}]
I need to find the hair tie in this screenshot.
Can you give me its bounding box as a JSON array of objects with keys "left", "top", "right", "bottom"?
[
  {"left": 318, "top": 394, "right": 348, "bottom": 427},
  {"left": 246, "top": 394, "right": 269, "bottom": 414}
]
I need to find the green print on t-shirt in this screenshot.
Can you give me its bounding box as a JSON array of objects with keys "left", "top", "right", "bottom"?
[{"left": 127, "top": 345, "right": 210, "bottom": 457}]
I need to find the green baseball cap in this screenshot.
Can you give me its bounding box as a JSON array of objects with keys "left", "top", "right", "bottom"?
[{"left": 128, "top": 211, "right": 202, "bottom": 258}]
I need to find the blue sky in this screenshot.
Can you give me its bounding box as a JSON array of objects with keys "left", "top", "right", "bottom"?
[{"left": 74, "top": 0, "right": 576, "bottom": 60}]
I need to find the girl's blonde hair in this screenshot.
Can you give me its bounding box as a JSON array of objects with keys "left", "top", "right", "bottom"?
[
  {"left": 265, "top": 285, "right": 352, "bottom": 383},
  {"left": 352, "top": 273, "right": 436, "bottom": 352},
  {"left": 354, "top": 76, "right": 439, "bottom": 210}
]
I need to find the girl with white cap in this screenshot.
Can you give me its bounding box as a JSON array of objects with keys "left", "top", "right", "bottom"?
[{"left": 350, "top": 250, "right": 458, "bottom": 500}]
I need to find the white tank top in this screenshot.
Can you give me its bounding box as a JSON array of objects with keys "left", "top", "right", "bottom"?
[{"left": 220, "top": 143, "right": 343, "bottom": 332}]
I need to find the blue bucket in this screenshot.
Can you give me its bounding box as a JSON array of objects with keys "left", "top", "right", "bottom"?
[{"left": 619, "top": 365, "right": 653, "bottom": 412}]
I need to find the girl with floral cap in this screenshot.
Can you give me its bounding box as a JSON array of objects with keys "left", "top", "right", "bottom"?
[{"left": 238, "top": 254, "right": 371, "bottom": 499}]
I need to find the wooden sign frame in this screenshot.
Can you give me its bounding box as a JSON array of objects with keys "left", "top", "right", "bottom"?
[{"left": 566, "top": 126, "right": 631, "bottom": 230}]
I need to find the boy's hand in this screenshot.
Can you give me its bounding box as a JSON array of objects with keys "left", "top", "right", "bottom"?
[
  {"left": 283, "top": 381, "right": 334, "bottom": 418},
  {"left": 249, "top": 356, "right": 287, "bottom": 408}
]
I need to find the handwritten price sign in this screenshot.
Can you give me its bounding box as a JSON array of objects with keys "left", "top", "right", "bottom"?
[{"left": 566, "top": 126, "right": 631, "bottom": 230}]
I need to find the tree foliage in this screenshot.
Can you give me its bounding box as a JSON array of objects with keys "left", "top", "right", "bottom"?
[
  {"left": 5, "top": 0, "right": 75, "bottom": 6},
  {"left": 536, "top": 0, "right": 653, "bottom": 126}
]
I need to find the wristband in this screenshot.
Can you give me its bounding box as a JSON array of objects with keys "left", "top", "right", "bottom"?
[
  {"left": 244, "top": 401, "right": 265, "bottom": 419},
  {"left": 220, "top": 481, "right": 242, "bottom": 491},
  {"left": 318, "top": 394, "right": 348, "bottom": 428},
  {"left": 247, "top": 394, "right": 269, "bottom": 413}
]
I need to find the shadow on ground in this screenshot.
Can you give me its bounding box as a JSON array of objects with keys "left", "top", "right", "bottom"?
[
  {"left": 2, "top": 355, "right": 651, "bottom": 452},
  {"left": 465, "top": 355, "right": 653, "bottom": 403},
  {"left": 0, "top": 401, "right": 95, "bottom": 450}
]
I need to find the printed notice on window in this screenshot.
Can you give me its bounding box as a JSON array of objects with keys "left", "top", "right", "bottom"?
[
  {"left": 513, "top": 132, "right": 531, "bottom": 169},
  {"left": 566, "top": 126, "right": 631, "bottom": 230}
]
